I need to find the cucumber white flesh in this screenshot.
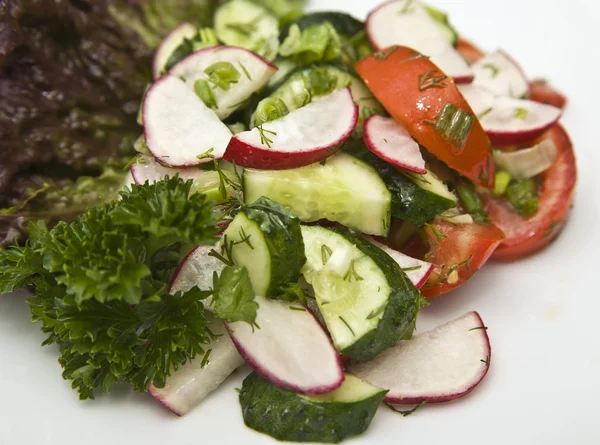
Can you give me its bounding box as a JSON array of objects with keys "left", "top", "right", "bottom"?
[
  {"left": 149, "top": 318, "right": 244, "bottom": 416},
  {"left": 363, "top": 116, "right": 426, "bottom": 174},
  {"left": 493, "top": 138, "right": 558, "bottom": 180},
  {"left": 227, "top": 296, "right": 343, "bottom": 395},
  {"left": 224, "top": 88, "right": 358, "bottom": 170},
  {"left": 366, "top": 237, "right": 433, "bottom": 289},
  {"left": 142, "top": 75, "right": 232, "bottom": 167},
  {"left": 152, "top": 22, "right": 197, "bottom": 79},
  {"left": 222, "top": 198, "right": 305, "bottom": 298},
  {"left": 366, "top": 0, "right": 473, "bottom": 82},
  {"left": 170, "top": 46, "right": 277, "bottom": 120},
  {"left": 214, "top": 0, "right": 279, "bottom": 55},
  {"left": 459, "top": 84, "right": 562, "bottom": 145},
  {"left": 408, "top": 169, "right": 458, "bottom": 203},
  {"left": 243, "top": 152, "right": 391, "bottom": 236},
  {"left": 240, "top": 372, "right": 387, "bottom": 443},
  {"left": 471, "top": 50, "right": 530, "bottom": 99},
  {"left": 301, "top": 226, "right": 422, "bottom": 361},
  {"left": 130, "top": 154, "right": 204, "bottom": 185},
  {"left": 169, "top": 245, "right": 226, "bottom": 311},
  {"left": 349, "top": 311, "right": 491, "bottom": 404}
]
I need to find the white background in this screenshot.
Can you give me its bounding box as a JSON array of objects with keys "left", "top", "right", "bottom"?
[{"left": 1, "top": 1, "right": 599, "bottom": 444}]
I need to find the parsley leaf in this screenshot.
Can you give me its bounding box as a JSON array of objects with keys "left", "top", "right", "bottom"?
[{"left": 212, "top": 266, "right": 258, "bottom": 325}]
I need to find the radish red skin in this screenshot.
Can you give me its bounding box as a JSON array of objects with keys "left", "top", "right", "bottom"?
[
  {"left": 487, "top": 114, "right": 562, "bottom": 146},
  {"left": 224, "top": 89, "right": 358, "bottom": 170}
]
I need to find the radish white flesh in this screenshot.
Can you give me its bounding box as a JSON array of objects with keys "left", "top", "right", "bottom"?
[
  {"left": 170, "top": 46, "right": 277, "bottom": 120},
  {"left": 130, "top": 155, "right": 204, "bottom": 185},
  {"left": 472, "top": 50, "right": 530, "bottom": 99},
  {"left": 363, "top": 116, "right": 426, "bottom": 174},
  {"left": 493, "top": 138, "right": 558, "bottom": 179},
  {"left": 366, "top": 0, "right": 473, "bottom": 82},
  {"left": 152, "top": 22, "right": 197, "bottom": 79},
  {"left": 367, "top": 238, "right": 433, "bottom": 289},
  {"left": 143, "top": 74, "right": 232, "bottom": 167},
  {"left": 170, "top": 245, "right": 225, "bottom": 311},
  {"left": 226, "top": 296, "right": 344, "bottom": 395},
  {"left": 224, "top": 88, "right": 358, "bottom": 170},
  {"left": 459, "top": 84, "right": 562, "bottom": 145},
  {"left": 349, "top": 311, "right": 491, "bottom": 404},
  {"left": 149, "top": 318, "right": 245, "bottom": 416}
]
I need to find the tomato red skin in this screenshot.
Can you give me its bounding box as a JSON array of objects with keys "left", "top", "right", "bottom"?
[
  {"left": 484, "top": 125, "right": 576, "bottom": 261},
  {"left": 356, "top": 46, "right": 495, "bottom": 188},
  {"left": 417, "top": 222, "right": 505, "bottom": 299}
]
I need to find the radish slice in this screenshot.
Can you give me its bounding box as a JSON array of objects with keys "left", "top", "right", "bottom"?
[
  {"left": 493, "top": 138, "right": 557, "bottom": 179},
  {"left": 363, "top": 116, "right": 426, "bottom": 174},
  {"left": 149, "top": 318, "right": 245, "bottom": 416},
  {"left": 366, "top": 0, "right": 473, "bottom": 82},
  {"left": 226, "top": 296, "right": 344, "bottom": 395},
  {"left": 223, "top": 88, "right": 358, "bottom": 170},
  {"left": 459, "top": 84, "right": 562, "bottom": 145},
  {"left": 170, "top": 46, "right": 277, "bottom": 120},
  {"left": 471, "top": 50, "right": 530, "bottom": 99},
  {"left": 349, "top": 311, "right": 491, "bottom": 404},
  {"left": 152, "top": 22, "right": 197, "bottom": 79},
  {"left": 130, "top": 155, "right": 205, "bottom": 185},
  {"left": 143, "top": 74, "right": 232, "bottom": 167},
  {"left": 170, "top": 245, "right": 225, "bottom": 311},
  {"left": 367, "top": 237, "right": 433, "bottom": 289}
]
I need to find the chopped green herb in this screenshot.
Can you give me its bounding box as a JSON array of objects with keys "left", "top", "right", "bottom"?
[
  {"left": 545, "top": 221, "right": 562, "bottom": 238},
  {"left": 477, "top": 107, "right": 493, "bottom": 120},
  {"left": 398, "top": 0, "right": 416, "bottom": 14},
  {"left": 239, "top": 62, "right": 252, "bottom": 80},
  {"left": 0, "top": 184, "right": 52, "bottom": 215},
  {"left": 419, "top": 69, "right": 448, "bottom": 91},
  {"left": 235, "top": 227, "right": 254, "bottom": 250},
  {"left": 321, "top": 244, "right": 333, "bottom": 265},
  {"left": 194, "top": 79, "right": 217, "bottom": 108},
  {"left": 289, "top": 306, "right": 306, "bottom": 312},
  {"left": 338, "top": 316, "right": 355, "bottom": 336},
  {"left": 469, "top": 326, "right": 489, "bottom": 331},
  {"left": 200, "top": 349, "right": 213, "bottom": 368},
  {"left": 483, "top": 63, "right": 500, "bottom": 78},
  {"left": 343, "top": 259, "right": 363, "bottom": 282},
  {"left": 481, "top": 356, "right": 490, "bottom": 366},
  {"left": 429, "top": 103, "right": 474, "bottom": 149},
  {"left": 257, "top": 125, "right": 277, "bottom": 148},
  {"left": 205, "top": 61, "right": 241, "bottom": 91},
  {"left": 424, "top": 223, "right": 447, "bottom": 241},
  {"left": 225, "top": 22, "right": 256, "bottom": 36},
  {"left": 196, "top": 147, "right": 215, "bottom": 160},
  {"left": 493, "top": 170, "right": 512, "bottom": 197},
  {"left": 385, "top": 400, "right": 425, "bottom": 417},
  {"left": 514, "top": 107, "right": 529, "bottom": 120},
  {"left": 506, "top": 178, "right": 539, "bottom": 217},
  {"left": 402, "top": 265, "right": 422, "bottom": 272},
  {"left": 455, "top": 182, "right": 489, "bottom": 223},
  {"left": 366, "top": 304, "right": 387, "bottom": 320}
]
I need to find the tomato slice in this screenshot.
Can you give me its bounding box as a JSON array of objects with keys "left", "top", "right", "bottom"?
[
  {"left": 484, "top": 125, "right": 576, "bottom": 261},
  {"left": 456, "top": 38, "right": 485, "bottom": 65},
  {"left": 411, "top": 222, "right": 505, "bottom": 298},
  {"left": 356, "top": 46, "right": 495, "bottom": 188},
  {"left": 529, "top": 79, "right": 567, "bottom": 109}
]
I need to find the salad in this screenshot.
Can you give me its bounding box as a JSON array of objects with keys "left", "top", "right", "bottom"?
[{"left": 0, "top": 0, "right": 576, "bottom": 443}]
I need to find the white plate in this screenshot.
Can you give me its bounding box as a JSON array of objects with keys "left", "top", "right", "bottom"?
[{"left": 1, "top": 1, "right": 599, "bottom": 444}]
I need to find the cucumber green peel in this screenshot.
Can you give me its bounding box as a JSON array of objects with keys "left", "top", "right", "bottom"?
[
  {"left": 240, "top": 372, "right": 387, "bottom": 443},
  {"left": 301, "top": 226, "right": 424, "bottom": 361}
]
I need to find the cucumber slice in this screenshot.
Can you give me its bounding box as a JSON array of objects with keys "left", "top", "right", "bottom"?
[
  {"left": 408, "top": 169, "right": 458, "bottom": 202},
  {"left": 301, "top": 226, "right": 423, "bottom": 361},
  {"left": 252, "top": 65, "right": 383, "bottom": 129},
  {"left": 280, "top": 11, "right": 364, "bottom": 40},
  {"left": 243, "top": 152, "right": 391, "bottom": 236},
  {"left": 346, "top": 142, "right": 456, "bottom": 226},
  {"left": 222, "top": 197, "right": 305, "bottom": 297},
  {"left": 214, "top": 0, "right": 279, "bottom": 57},
  {"left": 240, "top": 372, "right": 387, "bottom": 443}
]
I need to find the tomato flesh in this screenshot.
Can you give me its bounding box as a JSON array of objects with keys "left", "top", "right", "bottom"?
[
  {"left": 356, "top": 46, "right": 495, "bottom": 188},
  {"left": 416, "top": 222, "right": 505, "bottom": 298},
  {"left": 484, "top": 125, "right": 576, "bottom": 261}
]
